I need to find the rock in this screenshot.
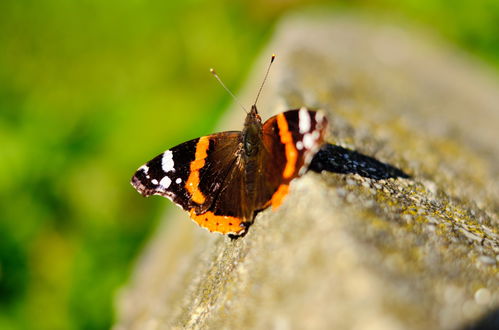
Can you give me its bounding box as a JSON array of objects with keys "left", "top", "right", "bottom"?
[{"left": 114, "top": 14, "right": 499, "bottom": 330}]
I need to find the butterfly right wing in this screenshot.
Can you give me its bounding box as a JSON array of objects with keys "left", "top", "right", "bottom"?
[
  {"left": 131, "top": 131, "right": 250, "bottom": 235},
  {"left": 254, "top": 108, "right": 328, "bottom": 210}
]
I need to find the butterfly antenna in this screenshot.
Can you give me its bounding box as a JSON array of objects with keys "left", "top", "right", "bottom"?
[
  {"left": 210, "top": 68, "right": 248, "bottom": 113},
  {"left": 253, "top": 54, "right": 276, "bottom": 107}
]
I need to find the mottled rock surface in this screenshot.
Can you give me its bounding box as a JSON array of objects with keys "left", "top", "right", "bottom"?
[{"left": 115, "top": 14, "right": 498, "bottom": 330}]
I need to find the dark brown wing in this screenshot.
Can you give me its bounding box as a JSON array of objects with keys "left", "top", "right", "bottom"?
[
  {"left": 131, "top": 131, "right": 250, "bottom": 235},
  {"left": 255, "top": 108, "right": 328, "bottom": 210}
]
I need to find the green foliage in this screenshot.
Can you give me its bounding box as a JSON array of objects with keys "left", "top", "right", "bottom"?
[{"left": 0, "top": 0, "right": 497, "bottom": 329}]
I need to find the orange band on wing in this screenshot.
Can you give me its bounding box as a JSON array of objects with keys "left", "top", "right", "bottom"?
[
  {"left": 277, "top": 113, "right": 298, "bottom": 179},
  {"left": 189, "top": 209, "right": 245, "bottom": 235},
  {"left": 271, "top": 184, "right": 289, "bottom": 209},
  {"left": 185, "top": 136, "right": 210, "bottom": 204}
]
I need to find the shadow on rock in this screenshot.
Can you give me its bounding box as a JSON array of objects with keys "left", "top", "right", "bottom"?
[
  {"left": 310, "top": 144, "right": 410, "bottom": 180},
  {"left": 462, "top": 308, "right": 499, "bottom": 330}
]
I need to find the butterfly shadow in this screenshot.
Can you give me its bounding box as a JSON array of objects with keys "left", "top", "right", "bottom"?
[
  {"left": 309, "top": 144, "right": 410, "bottom": 180},
  {"left": 461, "top": 307, "right": 499, "bottom": 330}
]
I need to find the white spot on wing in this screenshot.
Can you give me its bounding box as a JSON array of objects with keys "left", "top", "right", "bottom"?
[
  {"left": 299, "top": 108, "right": 311, "bottom": 134},
  {"left": 162, "top": 150, "right": 175, "bottom": 173},
  {"left": 296, "top": 141, "right": 303, "bottom": 150},
  {"left": 139, "top": 165, "right": 149, "bottom": 174},
  {"left": 151, "top": 179, "right": 158, "bottom": 185},
  {"left": 159, "top": 176, "right": 172, "bottom": 189},
  {"left": 303, "top": 133, "right": 315, "bottom": 149},
  {"left": 175, "top": 178, "right": 182, "bottom": 184}
]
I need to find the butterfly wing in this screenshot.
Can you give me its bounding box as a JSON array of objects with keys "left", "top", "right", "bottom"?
[
  {"left": 131, "top": 131, "right": 250, "bottom": 235},
  {"left": 255, "top": 108, "right": 328, "bottom": 210}
]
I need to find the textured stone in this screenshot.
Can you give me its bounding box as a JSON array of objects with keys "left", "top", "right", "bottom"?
[{"left": 115, "top": 14, "right": 498, "bottom": 330}]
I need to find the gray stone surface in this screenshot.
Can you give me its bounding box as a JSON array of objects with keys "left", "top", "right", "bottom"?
[{"left": 115, "top": 14, "right": 498, "bottom": 330}]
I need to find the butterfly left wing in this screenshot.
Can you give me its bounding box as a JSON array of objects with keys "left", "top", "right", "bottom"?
[{"left": 131, "top": 131, "right": 250, "bottom": 235}]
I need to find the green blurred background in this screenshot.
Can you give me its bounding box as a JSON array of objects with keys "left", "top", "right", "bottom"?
[{"left": 0, "top": 1, "right": 498, "bottom": 329}]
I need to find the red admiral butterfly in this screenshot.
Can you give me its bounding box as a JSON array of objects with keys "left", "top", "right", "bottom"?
[{"left": 131, "top": 56, "right": 328, "bottom": 236}]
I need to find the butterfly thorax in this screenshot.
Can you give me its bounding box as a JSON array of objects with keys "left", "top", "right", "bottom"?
[{"left": 242, "top": 105, "right": 263, "bottom": 157}]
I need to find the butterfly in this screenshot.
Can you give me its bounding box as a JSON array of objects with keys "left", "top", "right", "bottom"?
[{"left": 131, "top": 56, "right": 328, "bottom": 237}]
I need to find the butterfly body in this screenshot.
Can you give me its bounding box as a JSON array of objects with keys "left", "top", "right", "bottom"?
[{"left": 131, "top": 105, "right": 328, "bottom": 236}]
